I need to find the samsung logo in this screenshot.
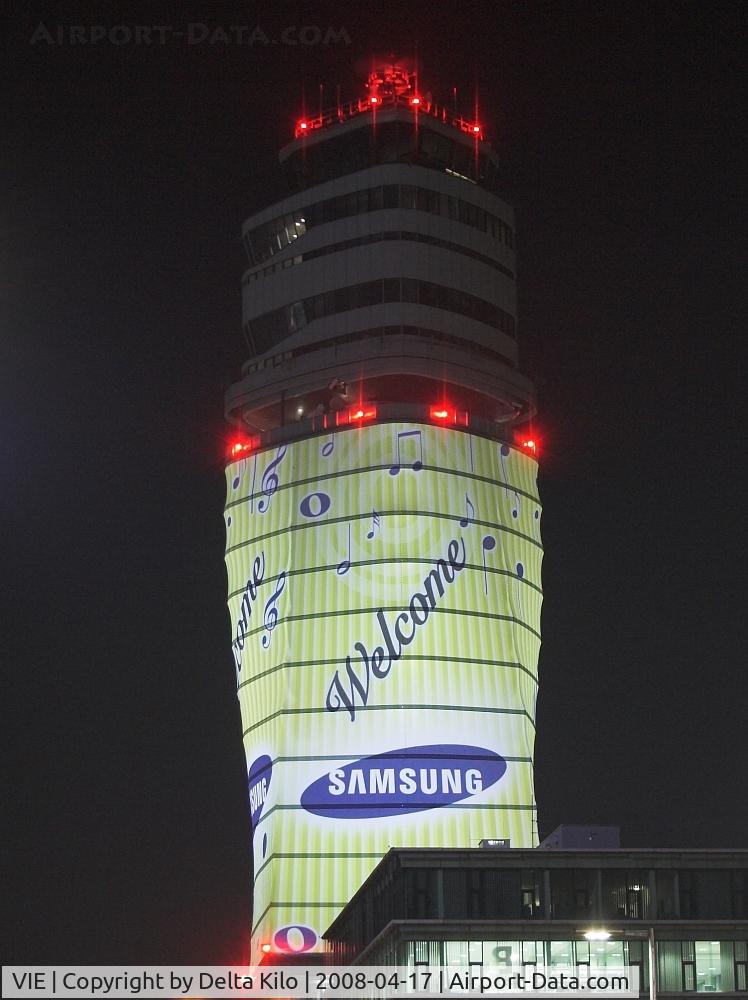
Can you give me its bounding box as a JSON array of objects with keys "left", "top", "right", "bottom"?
[
  {"left": 249, "top": 776, "right": 268, "bottom": 814},
  {"left": 248, "top": 754, "right": 272, "bottom": 828},
  {"left": 301, "top": 744, "right": 506, "bottom": 819},
  {"left": 329, "top": 766, "right": 485, "bottom": 797}
]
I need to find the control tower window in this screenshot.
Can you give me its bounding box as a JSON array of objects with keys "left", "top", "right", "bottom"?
[
  {"left": 245, "top": 184, "right": 514, "bottom": 264},
  {"left": 454, "top": 144, "right": 475, "bottom": 179},
  {"left": 282, "top": 123, "right": 502, "bottom": 193},
  {"left": 377, "top": 121, "right": 418, "bottom": 163},
  {"left": 243, "top": 231, "right": 514, "bottom": 285},
  {"left": 245, "top": 277, "right": 515, "bottom": 355},
  {"left": 245, "top": 211, "right": 307, "bottom": 264},
  {"left": 420, "top": 129, "right": 453, "bottom": 170}
]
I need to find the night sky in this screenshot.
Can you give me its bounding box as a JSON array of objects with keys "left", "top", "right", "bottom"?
[{"left": 4, "top": 0, "right": 747, "bottom": 966}]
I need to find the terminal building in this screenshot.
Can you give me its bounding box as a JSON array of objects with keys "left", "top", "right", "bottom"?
[{"left": 324, "top": 837, "right": 748, "bottom": 996}]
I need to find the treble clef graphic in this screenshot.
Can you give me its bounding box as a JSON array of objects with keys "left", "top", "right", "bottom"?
[
  {"left": 257, "top": 445, "right": 287, "bottom": 513},
  {"left": 261, "top": 572, "right": 286, "bottom": 649}
]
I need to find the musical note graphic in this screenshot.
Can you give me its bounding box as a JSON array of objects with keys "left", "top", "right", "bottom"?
[
  {"left": 226, "top": 515, "right": 232, "bottom": 528},
  {"left": 248, "top": 453, "right": 258, "bottom": 513},
  {"left": 261, "top": 572, "right": 286, "bottom": 648},
  {"left": 468, "top": 435, "right": 475, "bottom": 473},
  {"left": 299, "top": 491, "right": 332, "bottom": 519},
  {"left": 389, "top": 429, "right": 423, "bottom": 475},
  {"left": 459, "top": 493, "right": 475, "bottom": 528},
  {"left": 336, "top": 524, "right": 352, "bottom": 576},
  {"left": 481, "top": 535, "right": 497, "bottom": 594},
  {"left": 499, "top": 442, "right": 521, "bottom": 518},
  {"left": 366, "top": 510, "right": 381, "bottom": 540},
  {"left": 514, "top": 562, "right": 526, "bottom": 621},
  {"left": 321, "top": 436, "right": 334, "bottom": 458},
  {"left": 258, "top": 446, "right": 287, "bottom": 513},
  {"left": 232, "top": 472, "right": 240, "bottom": 490}
]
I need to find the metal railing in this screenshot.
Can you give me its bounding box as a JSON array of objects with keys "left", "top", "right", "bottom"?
[{"left": 295, "top": 93, "right": 482, "bottom": 140}]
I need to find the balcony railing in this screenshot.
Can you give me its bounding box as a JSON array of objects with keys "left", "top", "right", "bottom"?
[{"left": 295, "top": 92, "right": 483, "bottom": 140}]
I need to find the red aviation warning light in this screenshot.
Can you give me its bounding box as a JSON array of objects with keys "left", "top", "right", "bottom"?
[
  {"left": 228, "top": 436, "right": 260, "bottom": 460},
  {"left": 513, "top": 430, "right": 539, "bottom": 456},
  {"left": 345, "top": 405, "right": 377, "bottom": 423},
  {"left": 512, "top": 425, "right": 539, "bottom": 456},
  {"left": 429, "top": 405, "right": 457, "bottom": 423},
  {"left": 292, "top": 64, "right": 488, "bottom": 142}
]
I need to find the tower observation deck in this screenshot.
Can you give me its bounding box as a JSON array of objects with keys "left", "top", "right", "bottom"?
[{"left": 223, "top": 65, "right": 543, "bottom": 963}]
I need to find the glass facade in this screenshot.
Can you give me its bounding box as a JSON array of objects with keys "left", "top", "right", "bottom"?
[
  {"left": 281, "top": 122, "right": 503, "bottom": 193},
  {"left": 655, "top": 940, "right": 747, "bottom": 993},
  {"left": 240, "top": 324, "right": 517, "bottom": 385},
  {"left": 243, "top": 230, "right": 515, "bottom": 284},
  {"left": 398, "top": 938, "right": 748, "bottom": 993},
  {"left": 244, "top": 277, "right": 516, "bottom": 356},
  {"left": 244, "top": 182, "right": 514, "bottom": 265}
]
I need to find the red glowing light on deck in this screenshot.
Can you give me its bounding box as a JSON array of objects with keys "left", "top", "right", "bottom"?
[
  {"left": 292, "top": 66, "right": 489, "bottom": 143},
  {"left": 513, "top": 428, "right": 539, "bottom": 456},
  {"left": 429, "top": 406, "right": 456, "bottom": 422},
  {"left": 228, "top": 436, "right": 260, "bottom": 459},
  {"left": 514, "top": 427, "right": 540, "bottom": 457},
  {"left": 348, "top": 405, "right": 377, "bottom": 422}
]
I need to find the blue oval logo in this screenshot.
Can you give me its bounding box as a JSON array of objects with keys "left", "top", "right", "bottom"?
[
  {"left": 300, "top": 744, "right": 506, "bottom": 819},
  {"left": 274, "top": 924, "right": 318, "bottom": 953}
]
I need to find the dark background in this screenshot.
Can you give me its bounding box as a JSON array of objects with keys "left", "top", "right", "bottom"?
[{"left": 3, "top": 0, "right": 747, "bottom": 965}]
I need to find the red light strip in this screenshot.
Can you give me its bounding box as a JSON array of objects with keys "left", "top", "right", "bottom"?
[
  {"left": 429, "top": 405, "right": 458, "bottom": 423},
  {"left": 512, "top": 430, "right": 539, "bottom": 456},
  {"left": 228, "top": 436, "right": 260, "bottom": 459},
  {"left": 294, "top": 95, "right": 485, "bottom": 140},
  {"left": 347, "top": 405, "right": 377, "bottom": 422}
]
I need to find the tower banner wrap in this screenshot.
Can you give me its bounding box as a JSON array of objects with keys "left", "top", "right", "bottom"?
[{"left": 224, "top": 422, "right": 542, "bottom": 960}]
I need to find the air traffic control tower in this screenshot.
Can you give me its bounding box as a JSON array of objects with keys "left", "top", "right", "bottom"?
[{"left": 223, "top": 65, "right": 543, "bottom": 962}]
